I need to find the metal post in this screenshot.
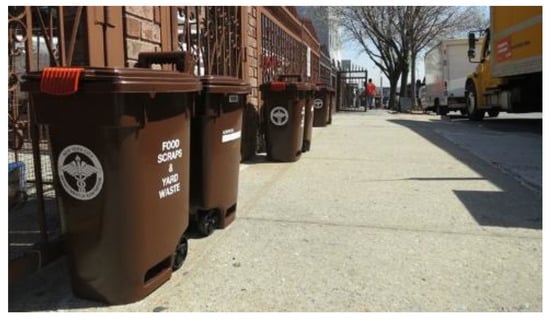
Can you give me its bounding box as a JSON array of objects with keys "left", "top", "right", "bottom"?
[{"left": 380, "top": 74, "right": 383, "bottom": 108}]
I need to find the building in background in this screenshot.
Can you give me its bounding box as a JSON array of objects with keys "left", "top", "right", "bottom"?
[
  {"left": 296, "top": 6, "right": 341, "bottom": 63},
  {"left": 341, "top": 59, "right": 351, "bottom": 71}
]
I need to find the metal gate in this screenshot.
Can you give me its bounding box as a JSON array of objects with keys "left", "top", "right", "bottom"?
[{"left": 336, "top": 64, "right": 368, "bottom": 112}]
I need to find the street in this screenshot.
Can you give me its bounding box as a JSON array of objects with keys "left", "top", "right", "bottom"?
[{"left": 9, "top": 109, "right": 542, "bottom": 312}]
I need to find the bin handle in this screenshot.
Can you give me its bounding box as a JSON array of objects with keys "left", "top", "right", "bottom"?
[
  {"left": 277, "top": 74, "right": 302, "bottom": 82},
  {"left": 136, "top": 51, "right": 187, "bottom": 72}
]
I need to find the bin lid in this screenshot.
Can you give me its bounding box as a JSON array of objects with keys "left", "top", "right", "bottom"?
[
  {"left": 316, "top": 83, "right": 335, "bottom": 92},
  {"left": 261, "top": 74, "right": 314, "bottom": 92},
  {"left": 22, "top": 67, "right": 202, "bottom": 95},
  {"left": 200, "top": 76, "right": 251, "bottom": 95},
  {"left": 259, "top": 80, "right": 311, "bottom": 92}
]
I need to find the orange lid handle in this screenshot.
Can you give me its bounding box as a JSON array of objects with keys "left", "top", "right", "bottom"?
[
  {"left": 270, "top": 81, "right": 286, "bottom": 91},
  {"left": 40, "top": 67, "right": 84, "bottom": 96}
]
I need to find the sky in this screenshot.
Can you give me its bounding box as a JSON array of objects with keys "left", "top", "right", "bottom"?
[{"left": 340, "top": 39, "right": 392, "bottom": 89}]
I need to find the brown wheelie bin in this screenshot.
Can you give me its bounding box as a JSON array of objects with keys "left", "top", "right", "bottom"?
[
  {"left": 302, "top": 82, "right": 317, "bottom": 152},
  {"left": 190, "top": 76, "right": 251, "bottom": 236},
  {"left": 21, "top": 56, "right": 200, "bottom": 305},
  {"left": 313, "top": 84, "right": 330, "bottom": 127},
  {"left": 260, "top": 75, "right": 308, "bottom": 162}
]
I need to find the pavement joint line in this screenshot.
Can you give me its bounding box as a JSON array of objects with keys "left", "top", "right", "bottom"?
[
  {"left": 238, "top": 216, "right": 541, "bottom": 240},
  {"left": 301, "top": 156, "right": 372, "bottom": 162},
  {"left": 354, "top": 177, "right": 486, "bottom": 182}
]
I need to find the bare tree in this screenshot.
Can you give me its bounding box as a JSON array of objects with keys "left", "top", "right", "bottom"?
[
  {"left": 336, "top": 7, "right": 407, "bottom": 110},
  {"left": 337, "top": 6, "right": 486, "bottom": 111}
]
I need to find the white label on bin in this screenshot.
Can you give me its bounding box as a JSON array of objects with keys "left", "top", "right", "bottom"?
[
  {"left": 159, "top": 173, "right": 180, "bottom": 199},
  {"left": 157, "top": 139, "right": 182, "bottom": 164},
  {"left": 228, "top": 95, "right": 239, "bottom": 103},
  {"left": 270, "top": 106, "right": 289, "bottom": 126},
  {"left": 300, "top": 106, "right": 305, "bottom": 128},
  {"left": 58, "top": 144, "right": 104, "bottom": 201},
  {"left": 157, "top": 138, "right": 183, "bottom": 199},
  {"left": 313, "top": 98, "right": 323, "bottom": 109},
  {"left": 222, "top": 128, "right": 241, "bottom": 143}
]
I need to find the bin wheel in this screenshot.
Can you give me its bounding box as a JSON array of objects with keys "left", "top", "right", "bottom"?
[
  {"left": 197, "top": 210, "right": 219, "bottom": 237},
  {"left": 173, "top": 236, "right": 188, "bottom": 271}
]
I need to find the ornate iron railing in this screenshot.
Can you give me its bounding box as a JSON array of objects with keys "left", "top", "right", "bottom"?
[
  {"left": 176, "top": 6, "right": 243, "bottom": 77},
  {"left": 260, "top": 12, "right": 305, "bottom": 82}
]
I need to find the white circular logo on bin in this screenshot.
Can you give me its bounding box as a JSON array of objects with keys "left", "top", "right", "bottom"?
[
  {"left": 57, "top": 144, "right": 104, "bottom": 201},
  {"left": 270, "top": 106, "right": 289, "bottom": 126},
  {"left": 313, "top": 98, "right": 324, "bottom": 109}
]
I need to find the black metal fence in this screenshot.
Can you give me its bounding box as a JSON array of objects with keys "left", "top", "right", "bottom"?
[{"left": 336, "top": 63, "right": 368, "bottom": 111}]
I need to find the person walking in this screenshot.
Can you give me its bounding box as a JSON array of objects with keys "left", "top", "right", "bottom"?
[{"left": 366, "top": 78, "right": 377, "bottom": 109}]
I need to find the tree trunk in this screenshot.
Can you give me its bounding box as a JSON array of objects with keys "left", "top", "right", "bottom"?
[
  {"left": 399, "top": 64, "right": 409, "bottom": 98},
  {"left": 388, "top": 74, "right": 399, "bottom": 111},
  {"left": 410, "top": 52, "right": 417, "bottom": 108},
  {"left": 399, "top": 62, "right": 409, "bottom": 112}
]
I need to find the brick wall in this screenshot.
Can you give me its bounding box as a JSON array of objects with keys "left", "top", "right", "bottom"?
[{"left": 124, "top": 6, "right": 162, "bottom": 67}]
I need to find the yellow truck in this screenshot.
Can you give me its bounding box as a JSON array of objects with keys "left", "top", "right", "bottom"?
[{"left": 466, "top": 6, "right": 542, "bottom": 120}]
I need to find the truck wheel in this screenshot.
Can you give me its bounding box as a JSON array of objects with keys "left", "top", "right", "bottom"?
[
  {"left": 488, "top": 110, "right": 500, "bottom": 118},
  {"left": 466, "top": 82, "right": 484, "bottom": 121},
  {"left": 173, "top": 236, "right": 188, "bottom": 271},
  {"left": 439, "top": 105, "right": 448, "bottom": 116}
]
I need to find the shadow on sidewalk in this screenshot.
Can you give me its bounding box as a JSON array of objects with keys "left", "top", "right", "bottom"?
[
  {"left": 388, "top": 119, "right": 541, "bottom": 230},
  {"left": 9, "top": 257, "right": 106, "bottom": 311},
  {"left": 441, "top": 116, "right": 542, "bottom": 135}
]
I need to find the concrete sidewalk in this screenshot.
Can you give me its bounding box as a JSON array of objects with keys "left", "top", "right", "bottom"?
[{"left": 9, "top": 110, "right": 542, "bottom": 312}]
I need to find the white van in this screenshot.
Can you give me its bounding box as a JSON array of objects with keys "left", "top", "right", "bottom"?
[{"left": 420, "top": 38, "right": 481, "bottom": 115}]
